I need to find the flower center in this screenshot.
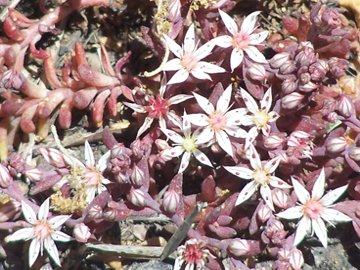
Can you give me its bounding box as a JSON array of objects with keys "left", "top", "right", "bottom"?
[
  {"left": 184, "top": 243, "right": 205, "bottom": 264},
  {"left": 208, "top": 112, "right": 226, "bottom": 131},
  {"left": 83, "top": 167, "right": 103, "bottom": 188},
  {"left": 145, "top": 96, "right": 169, "bottom": 119},
  {"left": 253, "top": 110, "right": 269, "bottom": 128},
  {"left": 232, "top": 32, "right": 250, "bottom": 50},
  {"left": 182, "top": 137, "right": 197, "bottom": 153},
  {"left": 303, "top": 199, "right": 323, "bottom": 219},
  {"left": 34, "top": 220, "right": 52, "bottom": 241},
  {"left": 181, "top": 53, "right": 198, "bottom": 72},
  {"left": 253, "top": 169, "right": 270, "bottom": 185}
]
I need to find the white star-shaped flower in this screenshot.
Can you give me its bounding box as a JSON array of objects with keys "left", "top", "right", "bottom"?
[
  {"left": 163, "top": 24, "right": 225, "bottom": 84},
  {"left": 161, "top": 113, "right": 213, "bottom": 173},
  {"left": 184, "top": 84, "right": 247, "bottom": 157},
  {"left": 224, "top": 144, "right": 291, "bottom": 211},
  {"left": 240, "top": 87, "right": 279, "bottom": 148},
  {"left": 213, "top": 10, "right": 268, "bottom": 71},
  {"left": 5, "top": 198, "right": 72, "bottom": 267},
  {"left": 277, "top": 168, "right": 352, "bottom": 248}
]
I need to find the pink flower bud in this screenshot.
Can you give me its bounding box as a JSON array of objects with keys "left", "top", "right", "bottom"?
[
  {"left": 155, "top": 139, "right": 170, "bottom": 151},
  {"left": 73, "top": 223, "right": 91, "bottom": 243},
  {"left": 130, "top": 165, "right": 144, "bottom": 187},
  {"left": 257, "top": 204, "right": 272, "bottom": 222},
  {"left": 281, "top": 92, "right": 304, "bottom": 109},
  {"left": 298, "top": 81, "right": 318, "bottom": 92},
  {"left": 248, "top": 63, "right": 267, "bottom": 81},
  {"left": 38, "top": 147, "right": 67, "bottom": 168},
  {"left": 327, "top": 112, "right": 338, "bottom": 122},
  {"left": 228, "top": 239, "right": 250, "bottom": 256},
  {"left": 349, "top": 147, "right": 360, "bottom": 161},
  {"left": 326, "top": 137, "right": 348, "bottom": 153},
  {"left": 270, "top": 52, "right": 290, "bottom": 69},
  {"left": 309, "top": 60, "right": 328, "bottom": 81},
  {"left": 216, "top": 215, "right": 233, "bottom": 226},
  {"left": 208, "top": 224, "right": 237, "bottom": 238},
  {"left": 129, "top": 188, "right": 145, "bottom": 207},
  {"left": 289, "top": 248, "right": 304, "bottom": 270},
  {"left": 338, "top": 95, "right": 355, "bottom": 118},
  {"left": 295, "top": 45, "right": 316, "bottom": 66},
  {"left": 0, "top": 199, "right": 21, "bottom": 222},
  {"left": 272, "top": 188, "right": 289, "bottom": 208},
  {"left": 328, "top": 57, "right": 348, "bottom": 78},
  {"left": 264, "top": 134, "right": 284, "bottom": 149},
  {"left": 0, "top": 164, "right": 12, "bottom": 188},
  {"left": 279, "top": 60, "right": 296, "bottom": 74},
  {"left": 88, "top": 205, "right": 103, "bottom": 219},
  {"left": 282, "top": 79, "right": 298, "bottom": 94},
  {"left": 24, "top": 168, "right": 43, "bottom": 182},
  {"left": 162, "top": 189, "right": 180, "bottom": 213}
]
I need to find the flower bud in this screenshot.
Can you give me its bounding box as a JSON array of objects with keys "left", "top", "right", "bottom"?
[
  {"left": 0, "top": 164, "right": 12, "bottom": 188},
  {"left": 272, "top": 188, "right": 289, "bottom": 208},
  {"left": 0, "top": 199, "right": 21, "bottom": 222},
  {"left": 248, "top": 63, "right": 267, "bottom": 81},
  {"left": 73, "top": 223, "right": 91, "bottom": 243},
  {"left": 257, "top": 204, "right": 272, "bottom": 222},
  {"left": 208, "top": 224, "right": 237, "bottom": 239},
  {"left": 162, "top": 189, "right": 180, "bottom": 213},
  {"left": 328, "top": 57, "right": 349, "bottom": 78},
  {"left": 298, "top": 72, "right": 311, "bottom": 85},
  {"left": 228, "top": 239, "right": 250, "bottom": 256},
  {"left": 309, "top": 60, "right": 328, "bottom": 81},
  {"left": 155, "top": 139, "right": 170, "bottom": 151},
  {"left": 338, "top": 95, "right": 355, "bottom": 118},
  {"left": 282, "top": 79, "right": 298, "bottom": 94},
  {"left": 281, "top": 92, "right": 304, "bottom": 109},
  {"left": 130, "top": 165, "right": 144, "bottom": 187},
  {"left": 327, "top": 112, "right": 338, "bottom": 122},
  {"left": 326, "top": 137, "right": 347, "bottom": 153},
  {"left": 87, "top": 204, "right": 103, "bottom": 219},
  {"left": 279, "top": 60, "right": 296, "bottom": 74},
  {"left": 38, "top": 148, "right": 67, "bottom": 168},
  {"left": 298, "top": 81, "right": 318, "bottom": 92},
  {"left": 24, "top": 168, "right": 43, "bottom": 182},
  {"left": 270, "top": 52, "right": 290, "bottom": 69},
  {"left": 289, "top": 248, "right": 304, "bottom": 270},
  {"left": 217, "top": 215, "right": 233, "bottom": 226},
  {"left": 295, "top": 45, "right": 316, "bottom": 66},
  {"left": 264, "top": 134, "right": 284, "bottom": 149},
  {"left": 129, "top": 188, "right": 145, "bottom": 207},
  {"left": 349, "top": 147, "right": 360, "bottom": 161}
]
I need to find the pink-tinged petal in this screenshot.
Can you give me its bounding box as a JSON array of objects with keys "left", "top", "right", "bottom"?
[
  {"left": 320, "top": 185, "right": 348, "bottom": 207},
  {"left": 161, "top": 128, "right": 183, "bottom": 144},
  {"left": 193, "top": 149, "right": 213, "bottom": 167},
  {"left": 311, "top": 168, "right": 325, "bottom": 200},
  {"left": 224, "top": 126, "right": 247, "bottom": 138},
  {"left": 193, "top": 92, "right": 214, "bottom": 115},
  {"left": 195, "top": 126, "right": 215, "bottom": 144},
  {"left": 167, "top": 69, "right": 189, "bottom": 85},
  {"left": 216, "top": 84, "right": 232, "bottom": 114},
  {"left": 97, "top": 151, "right": 111, "bottom": 172},
  {"left": 293, "top": 217, "right": 310, "bottom": 246},
  {"left": 291, "top": 178, "right": 310, "bottom": 205},
  {"left": 182, "top": 115, "right": 191, "bottom": 137},
  {"left": 249, "top": 31, "right": 268, "bottom": 45},
  {"left": 230, "top": 49, "right": 244, "bottom": 72},
  {"left": 38, "top": 198, "right": 50, "bottom": 220},
  {"left": 52, "top": 231, "right": 72, "bottom": 242},
  {"left": 260, "top": 87, "right": 272, "bottom": 112},
  {"left": 44, "top": 238, "right": 61, "bottom": 266},
  {"left": 167, "top": 111, "right": 182, "bottom": 129},
  {"left": 225, "top": 108, "right": 247, "bottom": 125},
  {"left": 245, "top": 127, "right": 259, "bottom": 150},
  {"left": 215, "top": 130, "right": 233, "bottom": 157},
  {"left": 84, "top": 141, "right": 95, "bottom": 168},
  {"left": 195, "top": 61, "right": 226, "bottom": 74},
  {"left": 123, "top": 102, "right": 146, "bottom": 113},
  {"left": 194, "top": 40, "right": 215, "bottom": 60},
  {"left": 174, "top": 257, "right": 184, "bottom": 270},
  {"left": 21, "top": 201, "right": 37, "bottom": 225},
  {"left": 268, "top": 111, "right": 279, "bottom": 122},
  {"left": 241, "top": 11, "right": 261, "bottom": 34},
  {"left": 269, "top": 176, "right": 292, "bottom": 189},
  {"left": 164, "top": 35, "right": 182, "bottom": 58},
  {"left": 184, "top": 113, "right": 209, "bottom": 127},
  {"left": 241, "top": 115, "right": 255, "bottom": 126},
  {"left": 261, "top": 124, "right": 271, "bottom": 137},
  {"left": 179, "top": 152, "right": 191, "bottom": 173},
  {"left": 191, "top": 67, "right": 212, "bottom": 81},
  {"left": 235, "top": 181, "right": 258, "bottom": 206},
  {"left": 219, "top": 9, "right": 239, "bottom": 35},
  {"left": 163, "top": 58, "right": 182, "bottom": 71},
  {"left": 159, "top": 75, "right": 167, "bottom": 97},
  {"left": 5, "top": 228, "right": 34, "bottom": 242},
  {"left": 264, "top": 157, "right": 280, "bottom": 173},
  {"left": 29, "top": 238, "right": 40, "bottom": 267},
  {"left": 223, "top": 166, "right": 253, "bottom": 179},
  {"left": 49, "top": 215, "right": 71, "bottom": 229},
  {"left": 244, "top": 46, "right": 267, "bottom": 63},
  {"left": 240, "top": 88, "right": 258, "bottom": 114},
  {"left": 260, "top": 185, "right": 275, "bottom": 211},
  {"left": 312, "top": 218, "right": 328, "bottom": 248},
  {"left": 168, "top": 94, "right": 193, "bottom": 105},
  {"left": 212, "top": 35, "right": 233, "bottom": 48},
  {"left": 86, "top": 188, "right": 96, "bottom": 203},
  {"left": 276, "top": 206, "right": 304, "bottom": 220},
  {"left": 321, "top": 208, "right": 352, "bottom": 223},
  {"left": 183, "top": 24, "right": 196, "bottom": 53},
  {"left": 136, "top": 117, "right": 154, "bottom": 138},
  {"left": 248, "top": 144, "right": 261, "bottom": 170}
]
